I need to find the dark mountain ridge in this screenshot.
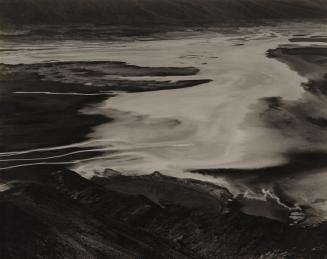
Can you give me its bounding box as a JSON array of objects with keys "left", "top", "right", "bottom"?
[
  {"left": 1, "top": 0, "right": 327, "bottom": 26},
  {"left": 2, "top": 169, "right": 327, "bottom": 258}
]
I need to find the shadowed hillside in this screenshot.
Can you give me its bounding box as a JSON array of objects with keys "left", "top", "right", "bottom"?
[{"left": 0, "top": 0, "right": 327, "bottom": 26}]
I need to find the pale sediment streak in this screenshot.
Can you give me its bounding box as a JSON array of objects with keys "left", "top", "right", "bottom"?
[
  {"left": 14, "top": 91, "right": 112, "bottom": 96},
  {"left": 243, "top": 188, "right": 301, "bottom": 211},
  {"left": 0, "top": 142, "right": 191, "bottom": 162},
  {"left": 0, "top": 139, "right": 117, "bottom": 157},
  {"left": 0, "top": 148, "right": 113, "bottom": 162},
  {"left": 0, "top": 153, "right": 144, "bottom": 171},
  {"left": 0, "top": 183, "right": 11, "bottom": 192}
]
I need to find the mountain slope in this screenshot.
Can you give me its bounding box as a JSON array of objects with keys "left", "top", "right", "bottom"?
[
  {"left": 2, "top": 169, "right": 327, "bottom": 258},
  {"left": 0, "top": 0, "right": 327, "bottom": 26}
]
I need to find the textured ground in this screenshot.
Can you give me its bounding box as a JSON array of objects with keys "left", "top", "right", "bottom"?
[{"left": 2, "top": 169, "right": 327, "bottom": 258}]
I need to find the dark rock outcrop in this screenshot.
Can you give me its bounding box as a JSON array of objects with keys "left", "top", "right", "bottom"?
[{"left": 1, "top": 169, "right": 327, "bottom": 258}]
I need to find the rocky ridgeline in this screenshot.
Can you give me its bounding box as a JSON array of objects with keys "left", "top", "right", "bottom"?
[{"left": 1, "top": 169, "right": 327, "bottom": 258}]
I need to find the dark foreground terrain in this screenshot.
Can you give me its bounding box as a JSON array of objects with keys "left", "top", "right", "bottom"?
[{"left": 1, "top": 169, "right": 327, "bottom": 259}]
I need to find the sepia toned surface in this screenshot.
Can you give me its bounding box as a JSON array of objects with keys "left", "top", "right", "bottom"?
[{"left": 1, "top": 2, "right": 327, "bottom": 258}]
